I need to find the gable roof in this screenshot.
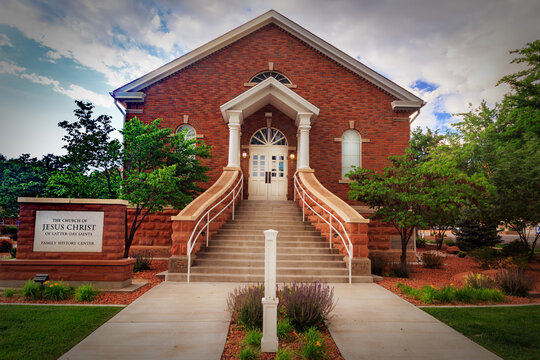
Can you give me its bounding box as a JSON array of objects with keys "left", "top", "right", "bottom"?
[{"left": 111, "top": 10, "right": 424, "bottom": 109}]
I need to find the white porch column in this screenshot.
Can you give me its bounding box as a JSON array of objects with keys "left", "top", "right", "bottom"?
[
  {"left": 226, "top": 110, "right": 243, "bottom": 168},
  {"left": 296, "top": 112, "right": 312, "bottom": 170}
]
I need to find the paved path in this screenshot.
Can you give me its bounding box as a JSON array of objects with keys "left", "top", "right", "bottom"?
[
  {"left": 60, "top": 282, "right": 236, "bottom": 360},
  {"left": 329, "top": 284, "right": 502, "bottom": 360}
]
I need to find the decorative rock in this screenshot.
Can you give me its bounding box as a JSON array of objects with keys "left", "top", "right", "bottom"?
[{"left": 447, "top": 246, "right": 460, "bottom": 254}]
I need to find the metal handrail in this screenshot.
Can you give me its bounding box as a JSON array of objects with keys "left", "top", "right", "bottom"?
[
  {"left": 187, "top": 172, "right": 243, "bottom": 282},
  {"left": 293, "top": 174, "right": 353, "bottom": 283}
]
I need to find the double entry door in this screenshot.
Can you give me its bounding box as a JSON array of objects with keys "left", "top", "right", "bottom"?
[{"left": 248, "top": 146, "right": 288, "bottom": 200}]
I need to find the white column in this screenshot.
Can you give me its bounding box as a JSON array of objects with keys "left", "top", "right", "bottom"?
[
  {"left": 226, "top": 110, "right": 243, "bottom": 168},
  {"left": 296, "top": 113, "right": 312, "bottom": 170},
  {"left": 261, "top": 229, "right": 278, "bottom": 353}
]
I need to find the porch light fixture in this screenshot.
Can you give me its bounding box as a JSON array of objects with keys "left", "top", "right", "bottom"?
[
  {"left": 289, "top": 152, "right": 295, "bottom": 160},
  {"left": 242, "top": 150, "right": 248, "bottom": 159}
]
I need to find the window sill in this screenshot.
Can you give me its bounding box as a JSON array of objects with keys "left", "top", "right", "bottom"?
[{"left": 338, "top": 179, "right": 353, "bottom": 184}]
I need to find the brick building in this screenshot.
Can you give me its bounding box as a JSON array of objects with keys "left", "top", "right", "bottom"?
[{"left": 111, "top": 10, "right": 424, "bottom": 282}]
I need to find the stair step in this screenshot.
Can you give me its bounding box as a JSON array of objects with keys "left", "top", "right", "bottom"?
[
  {"left": 211, "top": 234, "right": 325, "bottom": 241},
  {"left": 194, "top": 252, "right": 344, "bottom": 261},
  {"left": 220, "top": 224, "right": 315, "bottom": 231},
  {"left": 217, "top": 229, "right": 321, "bottom": 236},
  {"left": 200, "top": 245, "right": 339, "bottom": 254},
  {"left": 207, "top": 239, "right": 331, "bottom": 248},
  {"left": 166, "top": 272, "right": 373, "bottom": 283},
  {"left": 190, "top": 266, "right": 348, "bottom": 276},
  {"left": 192, "top": 258, "right": 346, "bottom": 268}
]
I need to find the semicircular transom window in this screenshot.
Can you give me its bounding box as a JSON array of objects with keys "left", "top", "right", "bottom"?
[
  {"left": 250, "top": 71, "right": 291, "bottom": 85},
  {"left": 176, "top": 124, "right": 196, "bottom": 140},
  {"left": 250, "top": 128, "right": 288, "bottom": 146}
]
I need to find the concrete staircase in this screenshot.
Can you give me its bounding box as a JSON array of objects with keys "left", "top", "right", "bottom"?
[{"left": 166, "top": 200, "right": 372, "bottom": 283}]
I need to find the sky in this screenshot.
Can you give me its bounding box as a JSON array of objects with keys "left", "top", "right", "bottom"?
[{"left": 0, "top": 0, "right": 538, "bottom": 159}]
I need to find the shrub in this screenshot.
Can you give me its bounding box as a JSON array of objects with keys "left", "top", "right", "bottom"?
[
  {"left": 238, "top": 346, "right": 258, "bottom": 360},
  {"left": 42, "top": 281, "right": 73, "bottom": 300},
  {"left": 0, "top": 239, "right": 12, "bottom": 252},
  {"left": 300, "top": 326, "right": 327, "bottom": 360},
  {"left": 227, "top": 284, "right": 264, "bottom": 330},
  {"left": 470, "top": 247, "right": 501, "bottom": 269},
  {"left": 457, "top": 251, "right": 467, "bottom": 258},
  {"left": 496, "top": 268, "right": 534, "bottom": 297},
  {"left": 415, "top": 236, "right": 427, "bottom": 248},
  {"left": 277, "top": 317, "right": 294, "bottom": 340},
  {"left": 75, "top": 284, "right": 100, "bottom": 302},
  {"left": 243, "top": 329, "right": 263, "bottom": 347},
  {"left": 421, "top": 251, "right": 445, "bottom": 268},
  {"left": 502, "top": 240, "right": 530, "bottom": 258},
  {"left": 3, "top": 288, "right": 16, "bottom": 297},
  {"left": 1, "top": 225, "right": 18, "bottom": 235},
  {"left": 465, "top": 273, "right": 496, "bottom": 289},
  {"left": 276, "top": 348, "right": 294, "bottom": 360},
  {"left": 281, "top": 282, "right": 336, "bottom": 332},
  {"left": 9, "top": 246, "right": 16, "bottom": 258},
  {"left": 443, "top": 239, "right": 457, "bottom": 247},
  {"left": 388, "top": 262, "right": 411, "bottom": 278},
  {"left": 22, "top": 279, "right": 42, "bottom": 300},
  {"left": 397, "top": 282, "right": 504, "bottom": 304},
  {"left": 453, "top": 210, "right": 501, "bottom": 251},
  {"left": 368, "top": 252, "right": 388, "bottom": 276},
  {"left": 132, "top": 251, "right": 153, "bottom": 272}
]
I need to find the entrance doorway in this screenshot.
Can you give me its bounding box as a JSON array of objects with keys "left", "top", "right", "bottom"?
[{"left": 248, "top": 128, "right": 288, "bottom": 200}]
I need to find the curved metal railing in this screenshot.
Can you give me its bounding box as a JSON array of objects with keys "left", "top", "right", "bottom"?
[
  {"left": 293, "top": 173, "right": 353, "bottom": 283},
  {"left": 187, "top": 172, "right": 243, "bottom": 282}
]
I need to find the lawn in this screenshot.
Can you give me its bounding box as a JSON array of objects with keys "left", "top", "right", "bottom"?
[
  {"left": 0, "top": 304, "right": 123, "bottom": 360},
  {"left": 422, "top": 306, "right": 540, "bottom": 360}
]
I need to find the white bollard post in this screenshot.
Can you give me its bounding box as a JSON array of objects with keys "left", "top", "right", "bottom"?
[{"left": 261, "top": 229, "right": 279, "bottom": 353}]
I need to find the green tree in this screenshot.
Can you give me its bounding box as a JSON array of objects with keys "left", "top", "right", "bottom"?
[
  {"left": 410, "top": 127, "right": 445, "bottom": 163},
  {"left": 45, "top": 101, "right": 122, "bottom": 199},
  {"left": 0, "top": 153, "right": 60, "bottom": 218},
  {"left": 348, "top": 150, "right": 484, "bottom": 265},
  {"left": 120, "top": 117, "right": 212, "bottom": 257}
]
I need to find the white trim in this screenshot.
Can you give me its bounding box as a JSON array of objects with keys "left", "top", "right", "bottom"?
[
  {"left": 391, "top": 100, "right": 424, "bottom": 110},
  {"left": 111, "top": 10, "right": 424, "bottom": 106},
  {"left": 220, "top": 77, "right": 319, "bottom": 124}
]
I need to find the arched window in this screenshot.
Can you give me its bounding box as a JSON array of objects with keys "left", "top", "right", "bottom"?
[
  {"left": 250, "top": 127, "right": 288, "bottom": 146},
  {"left": 249, "top": 71, "right": 291, "bottom": 85},
  {"left": 342, "top": 130, "right": 361, "bottom": 178},
  {"left": 176, "top": 124, "right": 196, "bottom": 140}
]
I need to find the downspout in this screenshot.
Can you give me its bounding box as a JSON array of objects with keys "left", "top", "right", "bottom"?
[{"left": 409, "top": 108, "right": 421, "bottom": 125}]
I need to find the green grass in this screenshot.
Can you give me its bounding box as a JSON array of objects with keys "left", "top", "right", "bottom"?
[
  {"left": 423, "top": 306, "right": 540, "bottom": 360},
  {"left": 0, "top": 305, "right": 122, "bottom": 360}
]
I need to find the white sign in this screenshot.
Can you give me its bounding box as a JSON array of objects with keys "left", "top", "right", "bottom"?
[{"left": 33, "top": 211, "right": 104, "bottom": 252}]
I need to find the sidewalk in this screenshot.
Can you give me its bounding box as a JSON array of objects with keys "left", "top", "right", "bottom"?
[
  {"left": 60, "top": 282, "right": 236, "bottom": 360},
  {"left": 329, "top": 283, "right": 502, "bottom": 360}
]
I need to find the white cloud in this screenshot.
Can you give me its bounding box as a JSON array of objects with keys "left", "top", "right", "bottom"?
[
  {"left": 0, "top": 60, "right": 25, "bottom": 74},
  {"left": 0, "top": 33, "right": 12, "bottom": 47},
  {"left": 0, "top": 0, "right": 538, "bottom": 132}
]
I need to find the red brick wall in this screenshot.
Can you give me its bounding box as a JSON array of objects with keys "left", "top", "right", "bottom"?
[
  {"left": 17, "top": 202, "right": 126, "bottom": 260},
  {"left": 127, "top": 208, "right": 176, "bottom": 247},
  {"left": 131, "top": 24, "right": 413, "bottom": 202}
]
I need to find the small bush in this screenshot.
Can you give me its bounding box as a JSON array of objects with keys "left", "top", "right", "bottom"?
[
  {"left": 22, "top": 279, "right": 42, "bottom": 300},
  {"left": 458, "top": 251, "right": 467, "bottom": 258},
  {"left": 238, "top": 346, "right": 258, "bottom": 360},
  {"left": 368, "top": 252, "right": 388, "bottom": 276},
  {"left": 415, "top": 237, "right": 427, "bottom": 248},
  {"left": 397, "top": 282, "right": 504, "bottom": 304},
  {"left": 421, "top": 251, "right": 445, "bottom": 268},
  {"left": 502, "top": 240, "right": 530, "bottom": 258},
  {"left": 1, "top": 225, "right": 18, "bottom": 235},
  {"left": 75, "top": 284, "right": 100, "bottom": 302},
  {"left": 276, "top": 348, "right": 294, "bottom": 360},
  {"left": 132, "top": 251, "right": 153, "bottom": 272},
  {"left": 227, "top": 284, "right": 264, "bottom": 330},
  {"left": 388, "top": 262, "right": 411, "bottom": 278},
  {"left": 0, "top": 239, "right": 12, "bottom": 252},
  {"left": 3, "top": 288, "right": 16, "bottom": 297},
  {"left": 42, "top": 281, "right": 73, "bottom": 300},
  {"left": 281, "top": 282, "right": 336, "bottom": 332},
  {"left": 444, "top": 239, "right": 457, "bottom": 247},
  {"left": 470, "top": 247, "right": 501, "bottom": 269},
  {"left": 464, "top": 273, "right": 496, "bottom": 289},
  {"left": 300, "top": 326, "right": 327, "bottom": 360},
  {"left": 277, "top": 317, "right": 294, "bottom": 340},
  {"left": 244, "top": 329, "right": 263, "bottom": 347},
  {"left": 9, "top": 246, "right": 16, "bottom": 258},
  {"left": 496, "top": 268, "right": 534, "bottom": 297}
]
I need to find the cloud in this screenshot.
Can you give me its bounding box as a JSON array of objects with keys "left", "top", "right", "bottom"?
[
  {"left": 0, "top": 33, "right": 12, "bottom": 47},
  {"left": 0, "top": 0, "right": 538, "bottom": 132},
  {"left": 0, "top": 60, "right": 112, "bottom": 107}
]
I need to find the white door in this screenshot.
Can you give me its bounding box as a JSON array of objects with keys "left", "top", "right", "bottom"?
[
  {"left": 248, "top": 128, "right": 289, "bottom": 201},
  {"left": 249, "top": 147, "right": 288, "bottom": 200}
]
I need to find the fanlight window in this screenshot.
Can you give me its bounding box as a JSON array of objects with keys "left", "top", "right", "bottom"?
[
  {"left": 250, "top": 128, "right": 288, "bottom": 146},
  {"left": 176, "top": 124, "right": 196, "bottom": 140},
  {"left": 250, "top": 71, "right": 291, "bottom": 85}
]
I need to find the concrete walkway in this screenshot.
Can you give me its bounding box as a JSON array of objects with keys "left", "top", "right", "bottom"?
[
  {"left": 329, "top": 284, "right": 502, "bottom": 360},
  {"left": 60, "top": 282, "right": 236, "bottom": 360}
]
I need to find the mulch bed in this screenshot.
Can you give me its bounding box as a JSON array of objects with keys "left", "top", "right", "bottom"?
[
  {"left": 378, "top": 249, "right": 540, "bottom": 306},
  {"left": 0, "top": 260, "right": 168, "bottom": 305},
  {"left": 221, "top": 322, "right": 344, "bottom": 360}
]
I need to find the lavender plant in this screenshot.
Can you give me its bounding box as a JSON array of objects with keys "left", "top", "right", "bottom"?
[{"left": 227, "top": 283, "right": 265, "bottom": 330}]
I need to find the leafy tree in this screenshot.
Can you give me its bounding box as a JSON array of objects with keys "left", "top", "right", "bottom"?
[
  {"left": 410, "top": 127, "right": 445, "bottom": 163},
  {"left": 348, "top": 150, "right": 484, "bottom": 265},
  {"left": 0, "top": 153, "right": 60, "bottom": 218},
  {"left": 120, "top": 117, "right": 212, "bottom": 257},
  {"left": 45, "top": 101, "right": 122, "bottom": 199}
]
